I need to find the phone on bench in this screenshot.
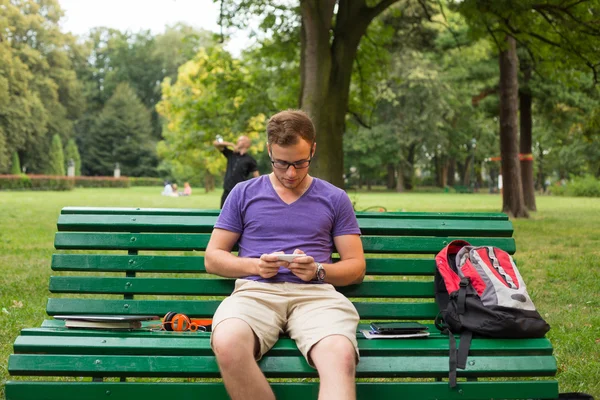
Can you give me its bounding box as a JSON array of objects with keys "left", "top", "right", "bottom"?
[{"left": 370, "top": 322, "right": 428, "bottom": 335}]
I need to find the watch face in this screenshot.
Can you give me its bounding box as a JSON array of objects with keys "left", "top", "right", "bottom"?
[{"left": 317, "top": 265, "right": 326, "bottom": 281}]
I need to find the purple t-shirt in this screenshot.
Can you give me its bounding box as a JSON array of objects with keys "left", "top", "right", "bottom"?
[{"left": 214, "top": 175, "right": 361, "bottom": 284}]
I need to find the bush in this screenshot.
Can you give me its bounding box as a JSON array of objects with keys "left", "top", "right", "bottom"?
[
  {"left": 130, "top": 177, "right": 164, "bottom": 187},
  {"left": 567, "top": 175, "right": 600, "bottom": 197},
  {"left": 549, "top": 175, "right": 600, "bottom": 197},
  {"left": 0, "top": 175, "right": 74, "bottom": 191},
  {"left": 73, "top": 177, "right": 131, "bottom": 188}
]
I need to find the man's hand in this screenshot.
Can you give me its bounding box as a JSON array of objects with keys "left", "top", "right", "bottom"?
[
  {"left": 286, "top": 249, "right": 317, "bottom": 282},
  {"left": 258, "top": 253, "right": 285, "bottom": 279}
]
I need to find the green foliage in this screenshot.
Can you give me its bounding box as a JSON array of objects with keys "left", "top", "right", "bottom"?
[
  {"left": 550, "top": 175, "right": 600, "bottom": 197},
  {"left": 84, "top": 83, "right": 157, "bottom": 177},
  {"left": 46, "top": 134, "right": 65, "bottom": 176},
  {"left": 10, "top": 152, "right": 21, "bottom": 175},
  {"left": 156, "top": 46, "right": 272, "bottom": 184},
  {"left": 64, "top": 139, "right": 81, "bottom": 176},
  {"left": 0, "top": 0, "right": 84, "bottom": 174}
]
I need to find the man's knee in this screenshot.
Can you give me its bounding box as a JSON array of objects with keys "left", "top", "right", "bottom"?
[
  {"left": 310, "top": 335, "right": 357, "bottom": 374},
  {"left": 212, "top": 318, "right": 257, "bottom": 368}
]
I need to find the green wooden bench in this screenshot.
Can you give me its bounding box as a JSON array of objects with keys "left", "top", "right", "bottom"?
[{"left": 6, "top": 207, "right": 558, "bottom": 400}]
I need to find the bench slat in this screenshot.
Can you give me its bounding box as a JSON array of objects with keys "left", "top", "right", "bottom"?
[
  {"left": 51, "top": 254, "right": 437, "bottom": 275},
  {"left": 61, "top": 206, "right": 509, "bottom": 220},
  {"left": 46, "top": 298, "right": 440, "bottom": 320},
  {"left": 8, "top": 353, "right": 558, "bottom": 378},
  {"left": 57, "top": 214, "right": 513, "bottom": 237},
  {"left": 13, "top": 333, "right": 555, "bottom": 356},
  {"left": 49, "top": 277, "right": 435, "bottom": 298},
  {"left": 4, "top": 381, "right": 559, "bottom": 400},
  {"left": 54, "top": 232, "right": 516, "bottom": 254}
]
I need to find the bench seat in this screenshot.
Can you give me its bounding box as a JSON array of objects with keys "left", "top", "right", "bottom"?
[{"left": 6, "top": 207, "right": 558, "bottom": 399}]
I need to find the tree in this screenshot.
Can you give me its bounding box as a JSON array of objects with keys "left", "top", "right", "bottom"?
[
  {"left": 11, "top": 151, "right": 21, "bottom": 175},
  {"left": 64, "top": 139, "right": 81, "bottom": 176},
  {"left": 46, "top": 134, "right": 66, "bottom": 176},
  {"left": 499, "top": 36, "right": 528, "bottom": 217},
  {"left": 0, "top": 0, "right": 84, "bottom": 174},
  {"left": 219, "top": 0, "right": 405, "bottom": 187},
  {"left": 451, "top": 0, "right": 600, "bottom": 216},
  {"left": 85, "top": 83, "right": 156, "bottom": 176}
]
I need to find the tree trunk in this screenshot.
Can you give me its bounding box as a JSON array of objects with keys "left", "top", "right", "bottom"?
[
  {"left": 387, "top": 163, "right": 395, "bottom": 189},
  {"left": 447, "top": 159, "right": 456, "bottom": 186},
  {"left": 499, "top": 35, "right": 529, "bottom": 218},
  {"left": 299, "top": 0, "right": 398, "bottom": 187},
  {"left": 396, "top": 164, "right": 404, "bottom": 193},
  {"left": 462, "top": 155, "right": 471, "bottom": 186},
  {"left": 519, "top": 63, "right": 537, "bottom": 211},
  {"left": 537, "top": 142, "right": 546, "bottom": 192},
  {"left": 405, "top": 143, "right": 417, "bottom": 190}
]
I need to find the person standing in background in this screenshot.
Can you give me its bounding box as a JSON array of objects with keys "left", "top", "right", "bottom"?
[{"left": 214, "top": 135, "right": 260, "bottom": 207}]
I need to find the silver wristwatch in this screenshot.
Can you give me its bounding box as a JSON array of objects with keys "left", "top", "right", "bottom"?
[{"left": 315, "top": 262, "right": 326, "bottom": 282}]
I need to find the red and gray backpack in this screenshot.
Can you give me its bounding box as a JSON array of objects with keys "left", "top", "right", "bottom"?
[{"left": 434, "top": 240, "right": 550, "bottom": 387}]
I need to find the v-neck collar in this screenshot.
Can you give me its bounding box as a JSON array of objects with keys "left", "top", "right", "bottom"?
[{"left": 267, "top": 174, "right": 315, "bottom": 206}]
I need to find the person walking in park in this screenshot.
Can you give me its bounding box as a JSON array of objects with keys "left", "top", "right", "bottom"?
[
  {"left": 213, "top": 135, "right": 260, "bottom": 207},
  {"left": 205, "top": 109, "right": 366, "bottom": 400}
]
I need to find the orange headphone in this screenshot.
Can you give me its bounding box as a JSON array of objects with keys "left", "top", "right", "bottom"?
[{"left": 162, "top": 312, "right": 212, "bottom": 332}]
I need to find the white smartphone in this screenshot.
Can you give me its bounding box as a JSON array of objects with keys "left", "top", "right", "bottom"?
[{"left": 276, "top": 254, "right": 309, "bottom": 262}]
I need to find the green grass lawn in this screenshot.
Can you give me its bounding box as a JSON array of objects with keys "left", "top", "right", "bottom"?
[{"left": 1, "top": 187, "right": 599, "bottom": 398}]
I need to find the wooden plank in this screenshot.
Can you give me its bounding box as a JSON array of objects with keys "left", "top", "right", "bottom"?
[
  {"left": 360, "top": 237, "right": 516, "bottom": 254},
  {"left": 51, "top": 254, "right": 437, "bottom": 275},
  {"left": 54, "top": 232, "right": 212, "bottom": 251},
  {"left": 54, "top": 232, "right": 515, "bottom": 254},
  {"left": 57, "top": 214, "right": 513, "bottom": 237},
  {"left": 13, "top": 333, "right": 555, "bottom": 357},
  {"left": 61, "top": 206, "right": 509, "bottom": 220},
  {"left": 45, "top": 299, "right": 440, "bottom": 320},
  {"left": 51, "top": 254, "right": 206, "bottom": 273},
  {"left": 61, "top": 207, "right": 222, "bottom": 216},
  {"left": 4, "top": 381, "right": 560, "bottom": 400},
  {"left": 8, "top": 353, "right": 557, "bottom": 378},
  {"left": 49, "top": 277, "right": 435, "bottom": 298}
]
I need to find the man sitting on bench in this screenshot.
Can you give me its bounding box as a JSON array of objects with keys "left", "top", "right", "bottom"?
[{"left": 205, "top": 109, "right": 366, "bottom": 400}]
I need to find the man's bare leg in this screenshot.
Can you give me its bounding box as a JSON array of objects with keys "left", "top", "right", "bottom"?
[
  {"left": 310, "top": 335, "right": 357, "bottom": 400},
  {"left": 212, "top": 318, "right": 275, "bottom": 400}
]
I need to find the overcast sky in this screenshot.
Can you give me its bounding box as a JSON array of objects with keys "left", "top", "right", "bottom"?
[{"left": 58, "top": 0, "right": 249, "bottom": 55}]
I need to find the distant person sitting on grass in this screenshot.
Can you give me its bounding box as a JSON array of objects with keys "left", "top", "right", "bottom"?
[
  {"left": 170, "top": 183, "right": 179, "bottom": 197},
  {"left": 180, "top": 182, "right": 192, "bottom": 196},
  {"left": 162, "top": 181, "right": 173, "bottom": 196}
]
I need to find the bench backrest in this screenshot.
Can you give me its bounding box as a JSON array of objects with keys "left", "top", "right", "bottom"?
[{"left": 49, "top": 207, "right": 514, "bottom": 322}]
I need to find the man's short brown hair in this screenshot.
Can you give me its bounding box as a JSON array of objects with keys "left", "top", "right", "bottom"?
[{"left": 266, "top": 109, "right": 315, "bottom": 146}]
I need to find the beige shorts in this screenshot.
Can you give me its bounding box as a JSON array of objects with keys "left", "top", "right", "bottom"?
[{"left": 211, "top": 279, "right": 360, "bottom": 367}]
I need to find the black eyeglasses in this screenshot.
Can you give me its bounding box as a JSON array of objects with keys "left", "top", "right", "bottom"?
[{"left": 270, "top": 156, "right": 312, "bottom": 170}]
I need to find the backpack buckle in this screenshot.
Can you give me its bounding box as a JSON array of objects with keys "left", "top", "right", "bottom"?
[{"left": 459, "top": 277, "right": 470, "bottom": 287}]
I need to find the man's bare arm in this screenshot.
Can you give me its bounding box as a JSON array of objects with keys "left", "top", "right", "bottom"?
[
  {"left": 326, "top": 234, "right": 366, "bottom": 286},
  {"left": 213, "top": 140, "right": 234, "bottom": 149}
]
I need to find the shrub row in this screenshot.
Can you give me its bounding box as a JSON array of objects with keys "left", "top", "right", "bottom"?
[
  {"left": 73, "top": 176, "right": 130, "bottom": 188},
  {"left": 0, "top": 175, "right": 134, "bottom": 190},
  {"left": 130, "top": 177, "right": 164, "bottom": 186},
  {"left": 0, "top": 175, "right": 75, "bottom": 191}
]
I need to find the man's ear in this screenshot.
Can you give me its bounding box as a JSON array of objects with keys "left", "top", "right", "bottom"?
[{"left": 311, "top": 142, "right": 317, "bottom": 158}]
